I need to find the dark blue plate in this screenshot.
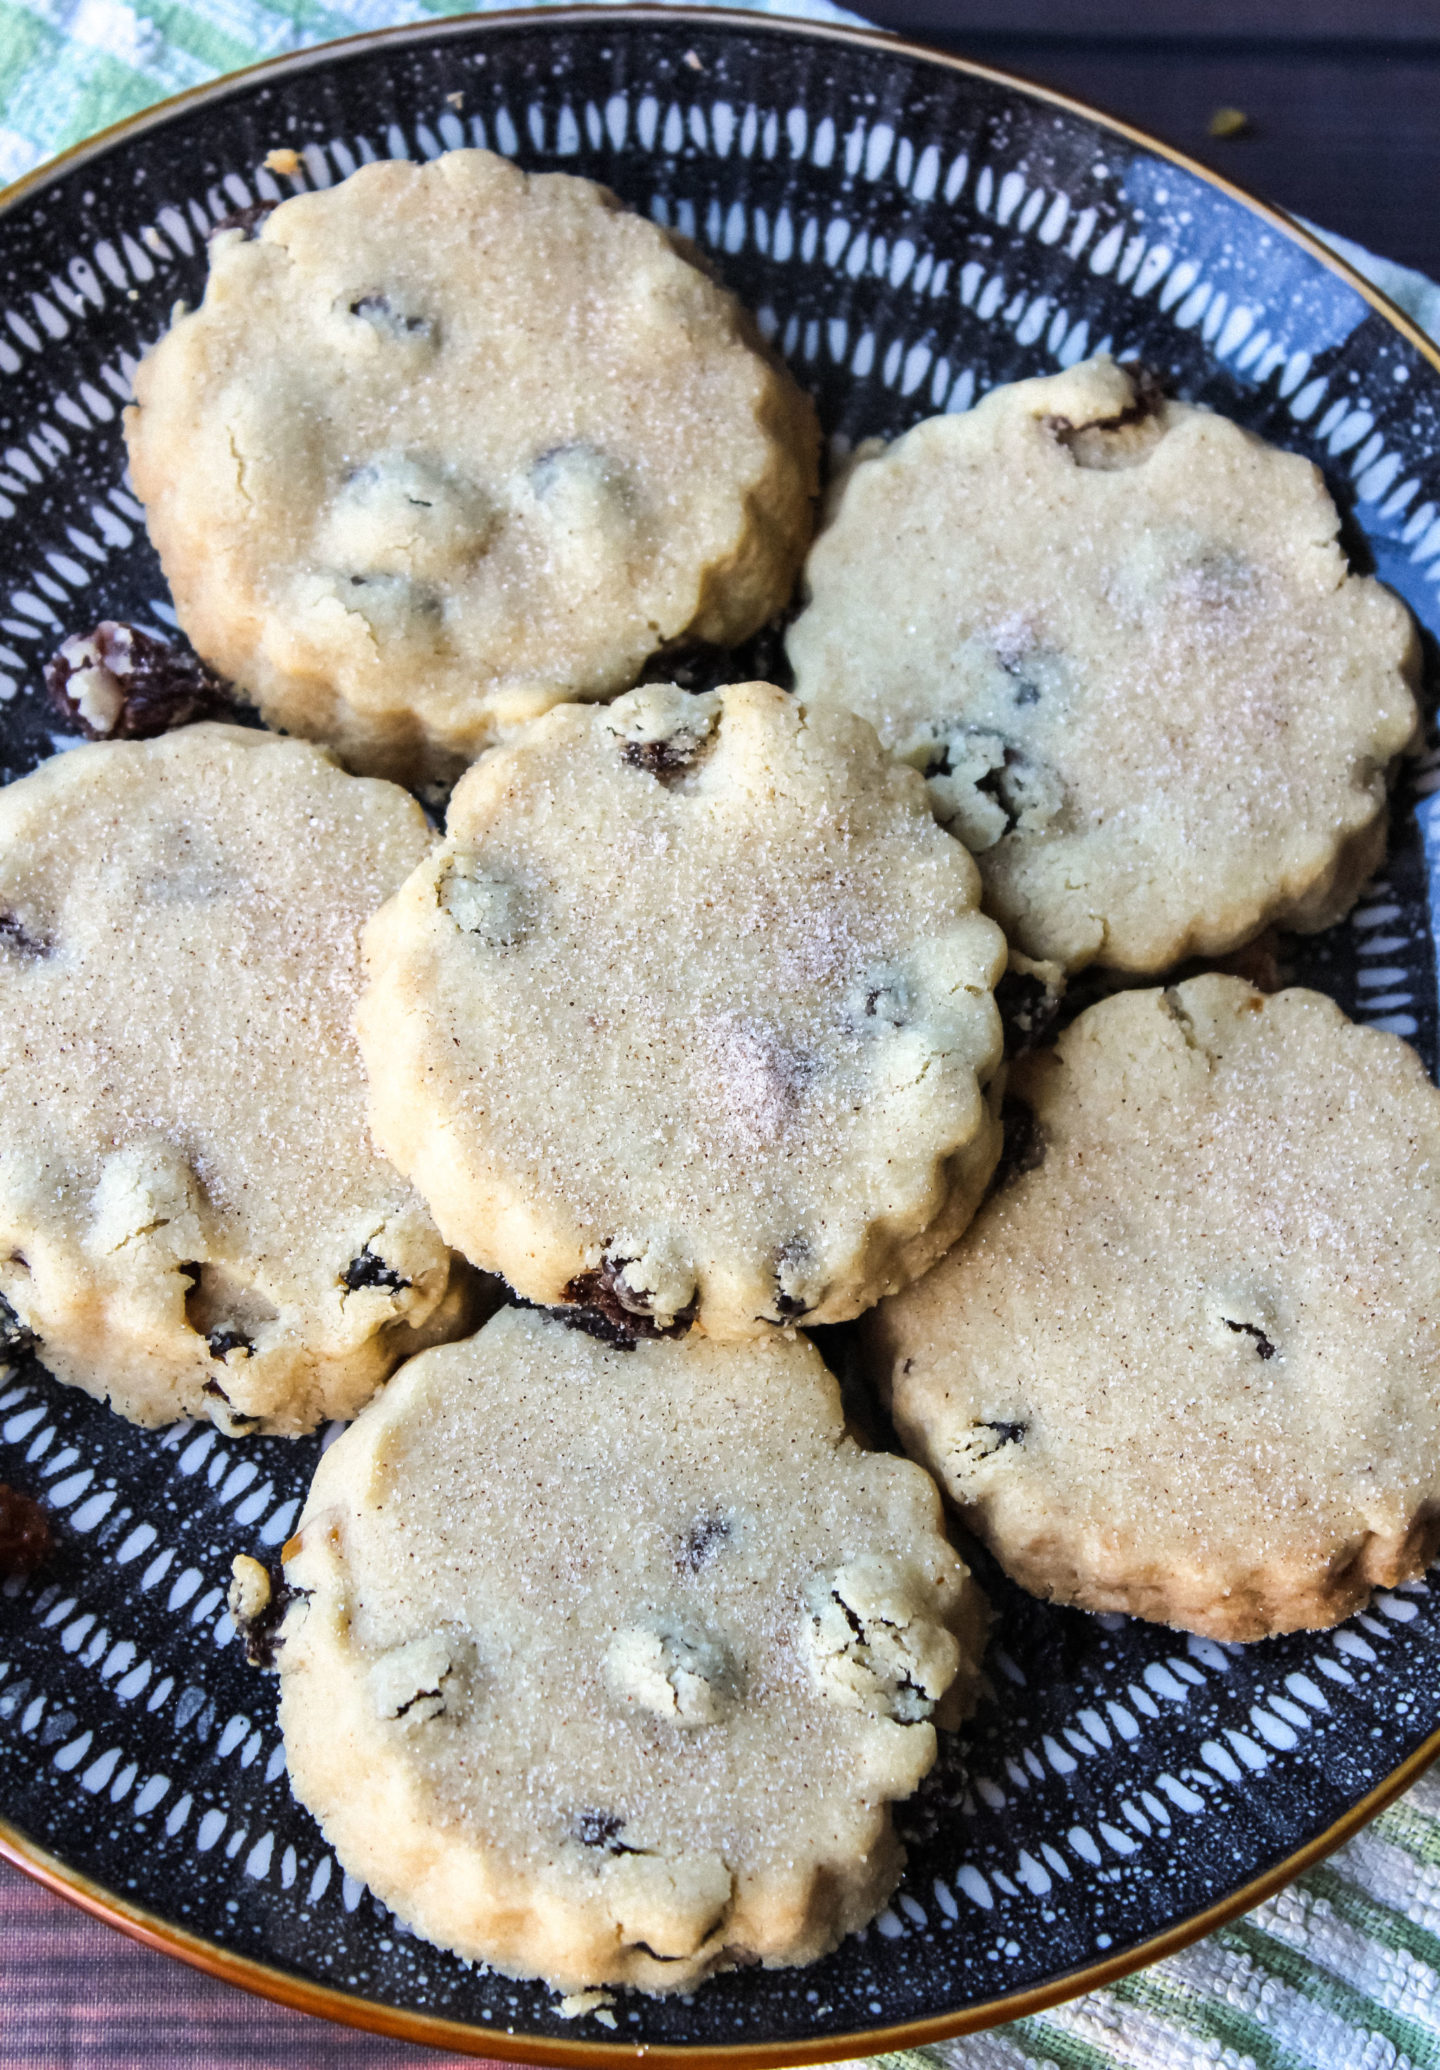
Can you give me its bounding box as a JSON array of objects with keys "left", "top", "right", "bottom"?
[{"left": 2, "top": 8, "right": 1439, "bottom": 2058}]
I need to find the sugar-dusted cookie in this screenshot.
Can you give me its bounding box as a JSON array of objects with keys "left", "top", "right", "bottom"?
[
  {"left": 871, "top": 976, "right": 1440, "bottom": 1639},
  {"left": 0, "top": 724, "right": 473, "bottom": 1433},
  {"left": 788, "top": 357, "right": 1419, "bottom": 972},
  {"left": 274, "top": 1304, "right": 987, "bottom": 1993},
  {"left": 125, "top": 150, "right": 818, "bottom": 786},
  {"left": 356, "top": 681, "right": 1007, "bottom": 1339}
]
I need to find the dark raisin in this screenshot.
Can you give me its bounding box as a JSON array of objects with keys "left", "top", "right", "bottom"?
[
  {"left": 209, "top": 201, "right": 276, "bottom": 241},
  {"left": 860, "top": 978, "right": 908, "bottom": 1029},
  {"left": 545, "top": 1304, "right": 642, "bottom": 1351},
  {"left": 1224, "top": 1319, "right": 1277, "bottom": 1360},
  {"left": 621, "top": 737, "right": 701, "bottom": 781},
  {"left": 0, "top": 1483, "right": 51, "bottom": 1577},
  {"left": 679, "top": 1515, "right": 732, "bottom": 1572},
  {"left": 205, "top": 1325, "right": 253, "bottom": 1361},
  {"left": 573, "top": 1808, "right": 632, "bottom": 1852},
  {"left": 560, "top": 1255, "right": 696, "bottom": 1346},
  {"left": 995, "top": 968, "right": 1063, "bottom": 1057},
  {"left": 982, "top": 1420, "right": 1028, "bottom": 1447},
  {"left": 766, "top": 1237, "right": 814, "bottom": 1322},
  {"left": 0, "top": 1290, "right": 35, "bottom": 1361},
  {"left": 509, "top": 1291, "right": 643, "bottom": 1352},
  {"left": 994, "top": 643, "right": 1042, "bottom": 707},
  {"left": 340, "top": 1249, "right": 410, "bottom": 1293},
  {"left": 0, "top": 913, "right": 50, "bottom": 959},
  {"left": 230, "top": 1557, "right": 304, "bottom": 1670},
  {"left": 349, "top": 294, "right": 430, "bottom": 334},
  {"left": 46, "top": 622, "right": 236, "bottom": 741},
  {"left": 992, "top": 1095, "right": 1047, "bottom": 1190}
]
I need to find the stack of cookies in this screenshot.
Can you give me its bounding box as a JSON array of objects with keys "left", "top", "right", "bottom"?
[{"left": 0, "top": 145, "right": 1434, "bottom": 2002}]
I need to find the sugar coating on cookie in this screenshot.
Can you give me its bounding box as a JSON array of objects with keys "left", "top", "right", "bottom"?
[
  {"left": 0, "top": 725, "right": 471, "bottom": 1433},
  {"left": 356, "top": 681, "right": 1007, "bottom": 1339},
  {"left": 125, "top": 150, "right": 818, "bottom": 785},
  {"left": 276, "top": 1304, "right": 987, "bottom": 1992},
  {"left": 871, "top": 976, "right": 1440, "bottom": 1639},
  {"left": 788, "top": 357, "right": 1419, "bottom": 972}
]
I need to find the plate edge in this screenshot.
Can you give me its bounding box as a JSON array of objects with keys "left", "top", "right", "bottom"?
[
  {"left": 0, "top": 3, "right": 1438, "bottom": 2056},
  {"left": 3, "top": 1724, "right": 1438, "bottom": 2058},
  {"left": 2, "top": 4, "right": 1438, "bottom": 379}
]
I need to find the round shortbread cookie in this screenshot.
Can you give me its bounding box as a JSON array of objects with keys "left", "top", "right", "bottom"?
[
  {"left": 869, "top": 976, "right": 1440, "bottom": 1640},
  {"left": 787, "top": 357, "right": 1419, "bottom": 972},
  {"left": 356, "top": 680, "right": 1007, "bottom": 1340},
  {"left": 0, "top": 724, "right": 472, "bottom": 1433},
  {"left": 274, "top": 1303, "right": 988, "bottom": 1994},
  {"left": 125, "top": 150, "right": 819, "bottom": 786}
]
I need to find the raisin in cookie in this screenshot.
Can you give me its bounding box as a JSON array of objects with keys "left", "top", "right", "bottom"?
[
  {"left": 870, "top": 976, "right": 1440, "bottom": 1639},
  {"left": 356, "top": 681, "right": 1007, "bottom": 1339},
  {"left": 0, "top": 724, "right": 473, "bottom": 1433},
  {"left": 275, "top": 1303, "right": 987, "bottom": 1993},
  {"left": 125, "top": 150, "right": 818, "bottom": 786},
  {"left": 788, "top": 357, "right": 1419, "bottom": 972}
]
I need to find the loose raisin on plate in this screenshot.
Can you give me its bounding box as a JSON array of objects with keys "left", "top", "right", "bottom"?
[{"left": 45, "top": 621, "right": 235, "bottom": 741}]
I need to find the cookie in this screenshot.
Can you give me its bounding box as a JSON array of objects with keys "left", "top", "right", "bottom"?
[
  {"left": 787, "top": 357, "right": 1419, "bottom": 972},
  {"left": 870, "top": 976, "right": 1440, "bottom": 1639},
  {"left": 355, "top": 680, "right": 1007, "bottom": 1339},
  {"left": 0, "top": 724, "right": 474, "bottom": 1433},
  {"left": 274, "top": 1303, "right": 987, "bottom": 1993},
  {"left": 125, "top": 150, "right": 819, "bottom": 786}
]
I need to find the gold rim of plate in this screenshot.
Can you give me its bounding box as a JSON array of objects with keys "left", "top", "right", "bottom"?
[{"left": 0, "top": 6, "right": 1436, "bottom": 2057}]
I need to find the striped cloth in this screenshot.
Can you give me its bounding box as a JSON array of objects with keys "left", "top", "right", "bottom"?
[
  {"left": 1, "top": 2, "right": 1439, "bottom": 2065},
  {"left": 0, "top": 0, "right": 858, "bottom": 184},
  {"left": 906, "top": 1757, "right": 1440, "bottom": 2068}
]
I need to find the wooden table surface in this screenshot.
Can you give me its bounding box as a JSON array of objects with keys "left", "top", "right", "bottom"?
[
  {"left": 861, "top": 0, "right": 1440, "bottom": 281},
  {"left": 4, "top": 3, "right": 1436, "bottom": 2064}
]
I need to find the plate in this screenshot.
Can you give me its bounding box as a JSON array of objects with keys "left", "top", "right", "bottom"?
[{"left": 2, "top": 7, "right": 1440, "bottom": 2059}]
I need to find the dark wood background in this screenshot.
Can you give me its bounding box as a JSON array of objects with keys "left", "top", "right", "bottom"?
[{"left": 855, "top": 0, "right": 1440, "bottom": 282}]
